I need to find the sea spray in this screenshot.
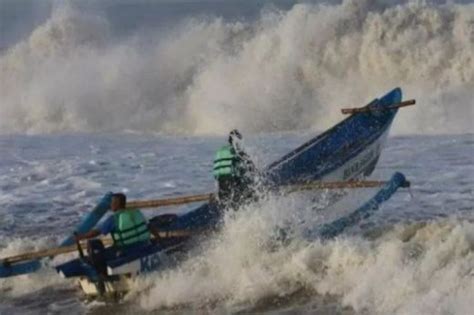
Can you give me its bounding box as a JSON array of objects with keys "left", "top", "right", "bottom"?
[
  {"left": 133, "top": 188, "right": 387, "bottom": 308},
  {"left": 0, "top": 236, "right": 71, "bottom": 297},
  {"left": 135, "top": 210, "right": 474, "bottom": 315},
  {"left": 0, "top": 132, "right": 471, "bottom": 314},
  {"left": 0, "top": 0, "right": 472, "bottom": 134}
]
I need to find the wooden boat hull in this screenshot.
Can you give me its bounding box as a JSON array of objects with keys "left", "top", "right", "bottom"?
[
  {"left": 166, "top": 88, "right": 403, "bottom": 232},
  {"left": 78, "top": 276, "right": 130, "bottom": 299},
  {"left": 64, "top": 172, "right": 409, "bottom": 298},
  {"left": 56, "top": 241, "right": 185, "bottom": 298},
  {"left": 56, "top": 88, "right": 404, "bottom": 298}
]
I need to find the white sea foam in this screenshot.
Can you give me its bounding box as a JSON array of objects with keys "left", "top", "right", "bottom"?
[
  {"left": 0, "top": 0, "right": 472, "bottom": 135},
  {"left": 0, "top": 236, "right": 71, "bottom": 297},
  {"left": 0, "top": 132, "right": 471, "bottom": 313},
  {"left": 136, "top": 206, "right": 474, "bottom": 315}
]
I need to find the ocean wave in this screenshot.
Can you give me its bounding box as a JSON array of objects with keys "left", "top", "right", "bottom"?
[
  {"left": 0, "top": 0, "right": 473, "bottom": 134},
  {"left": 0, "top": 236, "right": 71, "bottom": 297},
  {"left": 135, "top": 211, "right": 474, "bottom": 314}
]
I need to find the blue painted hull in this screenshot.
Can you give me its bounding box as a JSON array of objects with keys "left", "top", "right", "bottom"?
[
  {"left": 56, "top": 241, "right": 173, "bottom": 279},
  {"left": 267, "top": 88, "right": 402, "bottom": 184},
  {"left": 2, "top": 88, "right": 405, "bottom": 289},
  {"left": 169, "top": 88, "right": 403, "bottom": 231},
  {"left": 316, "top": 172, "right": 408, "bottom": 239},
  {"left": 0, "top": 260, "right": 41, "bottom": 278},
  {"left": 60, "top": 193, "right": 113, "bottom": 246},
  {"left": 56, "top": 171, "right": 408, "bottom": 297},
  {"left": 1, "top": 193, "right": 113, "bottom": 278}
]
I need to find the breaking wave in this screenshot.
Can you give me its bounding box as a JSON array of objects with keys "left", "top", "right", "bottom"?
[
  {"left": 134, "top": 206, "right": 474, "bottom": 314},
  {"left": 0, "top": 0, "right": 473, "bottom": 134},
  {"left": 0, "top": 236, "right": 71, "bottom": 297}
]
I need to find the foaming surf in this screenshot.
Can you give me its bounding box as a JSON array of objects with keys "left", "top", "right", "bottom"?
[
  {"left": 133, "top": 209, "right": 474, "bottom": 314},
  {"left": 0, "top": 236, "right": 71, "bottom": 297},
  {"left": 0, "top": 1, "right": 472, "bottom": 313},
  {"left": 0, "top": 132, "right": 471, "bottom": 314},
  {"left": 0, "top": 0, "right": 473, "bottom": 135},
  {"left": 117, "top": 177, "right": 473, "bottom": 314}
]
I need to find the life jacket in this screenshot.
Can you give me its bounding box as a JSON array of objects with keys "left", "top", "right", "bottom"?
[
  {"left": 111, "top": 209, "right": 151, "bottom": 247},
  {"left": 213, "top": 145, "right": 240, "bottom": 179}
]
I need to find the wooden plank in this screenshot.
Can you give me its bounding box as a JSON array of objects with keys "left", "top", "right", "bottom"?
[
  {"left": 0, "top": 230, "right": 196, "bottom": 266},
  {"left": 126, "top": 180, "right": 392, "bottom": 210},
  {"left": 126, "top": 193, "right": 212, "bottom": 209},
  {"left": 287, "top": 180, "right": 388, "bottom": 192},
  {"left": 341, "top": 99, "right": 416, "bottom": 114},
  {"left": 1, "top": 238, "right": 112, "bottom": 266},
  {"left": 1, "top": 179, "right": 400, "bottom": 265}
]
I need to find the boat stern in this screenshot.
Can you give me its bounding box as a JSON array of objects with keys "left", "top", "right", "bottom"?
[{"left": 78, "top": 275, "right": 131, "bottom": 299}]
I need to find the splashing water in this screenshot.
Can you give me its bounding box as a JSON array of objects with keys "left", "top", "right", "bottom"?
[
  {"left": 135, "top": 209, "right": 474, "bottom": 315},
  {"left": 0, "top": 132, "right": 472, "bottom": 314},
  {"left": 0, "top": 0, "right": 473, "bottom": 314},
  {"left": 0, "top": 0, "right": 473, "bottom": 134}
]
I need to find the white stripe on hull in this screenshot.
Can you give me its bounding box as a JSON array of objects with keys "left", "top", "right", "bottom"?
[
  {"left": 107, "top": 250, "right": 171, "bottom": 276},
  {"left": 321, "top": 129, "right": 389, "bottom": 181}
]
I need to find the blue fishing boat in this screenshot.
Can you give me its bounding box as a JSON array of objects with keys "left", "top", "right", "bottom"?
[
  {"left": 57, "top": 172, "right": 408, "bottom": 298},
  {"left": 2, "top": 88, "right": 412, "bottom": 299},
  {"left": 167, "top": 87, "right": 404, "bottom": 231}
]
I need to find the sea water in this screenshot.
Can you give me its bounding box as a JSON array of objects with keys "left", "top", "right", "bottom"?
[{"left": 0, "top": 0, "right": 473, "bottom": 314}]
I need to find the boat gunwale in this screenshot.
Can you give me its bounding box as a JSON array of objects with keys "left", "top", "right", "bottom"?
[{"left": 266, "top": 87, "right": 401, "bottom": 172}]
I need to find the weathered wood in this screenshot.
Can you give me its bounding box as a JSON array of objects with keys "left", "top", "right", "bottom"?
[
  {"left": 286, "top": 180, "right": 388, "bottom": 192},
  {"left": 1, "top": 179, "right": 397, "bottom": 265},
  {"left": 127, "top": 180, "right": 393, "bottom": 210},
  {"left": 0, "top": 229, "right": 198, "bottom": 266},
  {"left": 1, "top": 238, "right": 114, "bottom": 266},
  {"left": 126, "top": 193, "right": 212, "bottom": 209},
  {"left": 342, "top": 99, "right": 416, "bottom": 114}
]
